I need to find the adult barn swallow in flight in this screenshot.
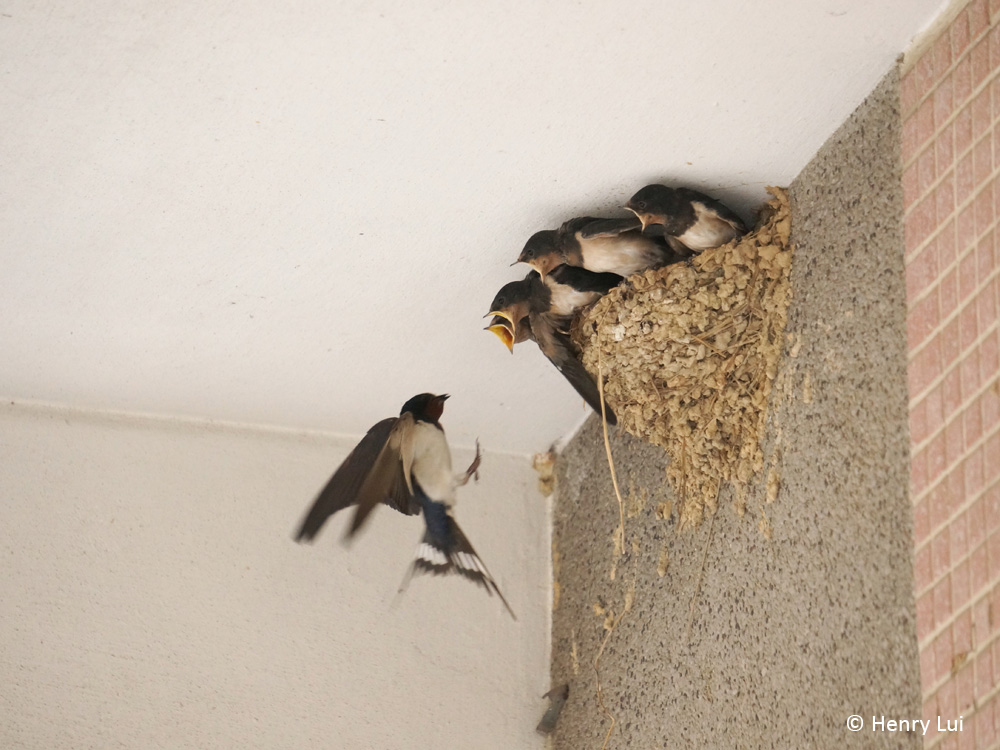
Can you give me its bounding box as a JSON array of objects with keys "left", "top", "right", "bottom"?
[
  {"left": 516, "top": 215, "right": 681, "bottom": 280},
  {"left": 486, "top": 272, "right": 617, "bottom": 424},
  {"left": 294, "top": 393, "right": 515, "bottom": 618},
  {"left": 625, "top": 184, "right": 747, "bottom": 254}
]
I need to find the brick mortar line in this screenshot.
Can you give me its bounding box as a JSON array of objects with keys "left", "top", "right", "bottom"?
[
  {"left": 901, "top": 16, "right": 997, "bottom": 156},
  {"left": 924, "top": 655, "right": 1000, "bottom": 706},
  {"left": 902, "top": 73, "right": 998, "bottom": 176},
  {"left": 915, "top": 523, "right": 998, "bottom": 601},
  {"left": 903, "top": 150, "right": 998, "bottom": 262},
  {"left": 912, "top": 468, "right": 1000, "bottom": 556},
  {"left": 902, "top": 154, "right": 999, "bottom": 269},
  {"left": 909, "top": 436, "right": 1000, "bottom": 537},
  {"left": 925, "top": 706, "right": 997, "bottom": 750},
  {"left": 920, "top": 601, "right": 1000, "bottom": 691},
  {"left": 903, "top": 122, "right": 997, "bottom": 224},
  {"left": 931, "top": 733, "right": 1000, "bottom": 750},
  {"left": 903, "top": 72, "right": 999, "bottom": 179},
  {"left": 909, "top": 361, "right": 1000, "bottom": 457},
  {"left": 906, "top": 315, "right": 1000, "bottom": 410},
  {"left": 907, "top": 259, "right": 1000, "bottom": 350},
  {"left": 922, "top": 626, "right": 1000, "bottom": 726},
  {"left": 915, "top": 544, "right": 995, "bottom": 632},
  {"left": 924, "top": 691, "right": 1000, "bottom": 750},
  {"left": 906, "top": 260, "right": 999, "bottom": 363},
  {"left": 901, "top": 6, "right": 998, "bottom": 120},
  {"left": 904, "top": 234, "right": 1000, "bottom": 328}
]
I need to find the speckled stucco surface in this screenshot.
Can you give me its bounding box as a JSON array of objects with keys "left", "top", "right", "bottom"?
[{"left": 549, "top": 69, "right": 922, "bottom": 749}]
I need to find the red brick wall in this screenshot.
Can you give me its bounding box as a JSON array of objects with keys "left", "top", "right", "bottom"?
[{"left": 902, "top": 0, "right": 1000, "bottom": 746}]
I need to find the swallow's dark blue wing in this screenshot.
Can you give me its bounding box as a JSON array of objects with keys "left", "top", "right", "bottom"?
[
  {"left": 346, "top": 413, "right": 419, "bottom": 538},
  {"left": 547, "top": 264, "right": 624, "bottom": 295},
  {"left": 294, "top": 416, "right": 416, "bottom": 542},
  {"left": 532, "top": 312, "right": 617, "bottom": 425},
  {"left": 574, "top": 215, "right": 642, "bottom": 239}
]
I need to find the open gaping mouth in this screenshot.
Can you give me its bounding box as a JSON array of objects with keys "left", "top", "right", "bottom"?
[{"left": 484, "top": 312, "right": 516, "bottom": 352}]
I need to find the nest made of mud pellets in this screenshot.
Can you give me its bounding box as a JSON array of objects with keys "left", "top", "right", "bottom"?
[{"left": 572, "top": 187, "right": 793, "bottom": 529}]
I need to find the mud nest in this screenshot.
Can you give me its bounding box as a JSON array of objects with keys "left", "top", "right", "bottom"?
[{"left": 573, "top": 187, "right": 793, "bottom": 529}]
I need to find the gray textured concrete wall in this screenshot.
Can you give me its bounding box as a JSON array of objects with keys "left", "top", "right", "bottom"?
[{"left": 549, "top": 68, "right": 921, "bottom": 749}]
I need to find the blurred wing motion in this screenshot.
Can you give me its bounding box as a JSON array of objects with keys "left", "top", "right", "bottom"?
[
  {"left": 294, "top": 415, "right": 417, "bottom": 542},
  {"left": 347, "top": 413, "right": 418, "bottom": 537}
]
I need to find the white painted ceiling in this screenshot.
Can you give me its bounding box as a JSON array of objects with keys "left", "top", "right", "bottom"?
[{"left": 2, "top": 0, "right": 944, "bottom": 454}]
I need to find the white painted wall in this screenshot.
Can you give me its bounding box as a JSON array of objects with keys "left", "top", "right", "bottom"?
[
  {"left": 0, "top": 0, "right": 947, "bottom": 453},
  {"left": 0, "top": 403, "right": 548, "bottom": 749}
]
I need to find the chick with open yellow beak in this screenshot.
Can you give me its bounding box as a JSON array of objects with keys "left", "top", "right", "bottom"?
[
  {"left": 484, "top": 314, "right": 517, "bottom": 353},
  {"left": 485, "top": 279, "right": 534, "bottom": 352},
  {"left": 483, "top": 272, "right": 617, "bottom": 424}
]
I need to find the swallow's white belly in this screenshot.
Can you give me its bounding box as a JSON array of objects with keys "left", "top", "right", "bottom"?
[
  {"left": 578, "top": 235, "right": 661, "bottom": 276},
  {"left": 410, "top": 421, "right": 456, "bottom": 505},
  {"left": 546, "top": 282, "right": 599, "bottom": 317},
  {"left": 676, "top": 203, "right": 741, "bottom": 250}
]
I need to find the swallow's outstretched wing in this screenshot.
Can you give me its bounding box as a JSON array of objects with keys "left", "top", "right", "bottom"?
[
  {"left": 294, "top": 416, "right": 415, "bottom": 543},
  {"left": 346, "top": 412, "right": 418, "bottom": 538}
]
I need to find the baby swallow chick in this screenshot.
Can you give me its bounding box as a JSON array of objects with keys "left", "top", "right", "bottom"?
[
  {"left": 486, "top": 270, "right": 617, "bottom": 424},
  {"left": 517, "top": 215, "right": 681, "bottom": 280},
  {"left": 626, "top": 184, "right": 747, "bottom": 254},
  {"left": 486, "top": 264, "right": 620, "bottom": 351}
]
